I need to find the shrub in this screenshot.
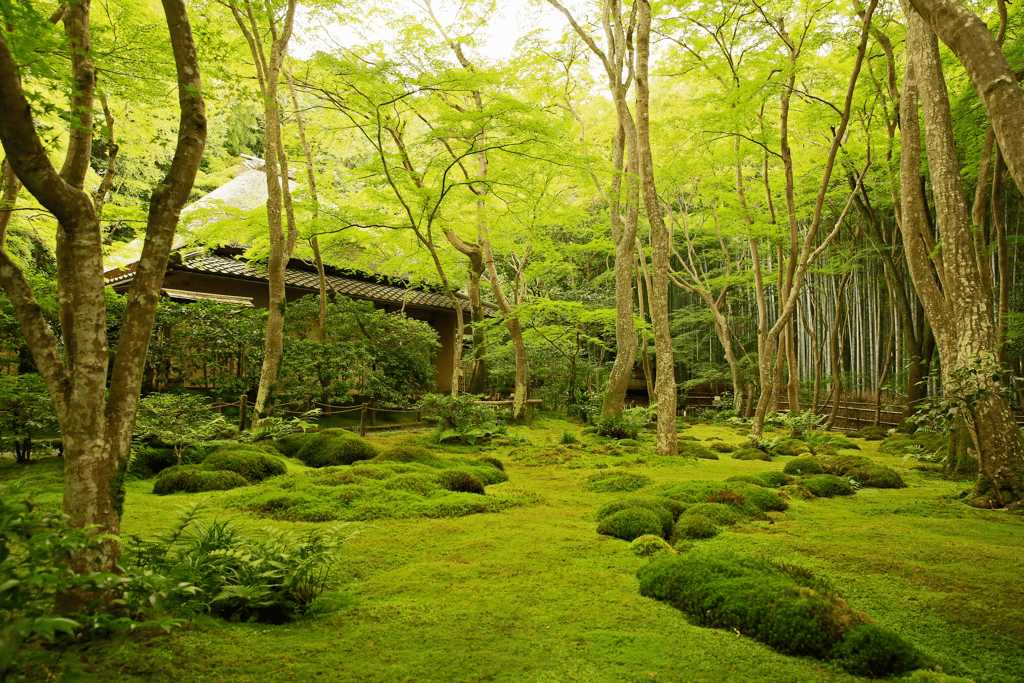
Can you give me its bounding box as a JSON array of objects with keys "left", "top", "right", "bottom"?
[
  {"left": 732, "top": 447, "right": 772, "bottom": 462},
  {"left": 437, "top": 469, "right": 486, "bottom": 495},
  {"left": 374, "top": 445, "right": 445, "bottom": 467},
  {"left": 202, "top": 448, "right": 287, "bottom": 482},
  {"left": 596, "top": 497, "right": 676, "bottom": 538},
  {"left": 678, "top": 441, "right": 720, "bottom": 460},
  {"left": 629, "top": 534, "right": 675, "bottom": 557},
  {"left": 683, "top": 503, "right": 742, "bottom": 526},
  {"left": 130, "top": 446, "right": 178, "bottom": 478},
  {"left": 832, "top": 624, "right": 926, "bottom": 677},
  {"left": 584, "top": 471, "right": 654, "bottom": 493},
  {"left": 774, "top": 438, "right": 812, "bottom": 456},
  {"left": 561, "top": 430, "right": 580, "bottom": 445},
  {"left": 595, "top": 413, "right": 645, "bottom": 440},
  {"left": 783, "top": 456, "right": 827, "bottom": 476},
  {"left": 596, "top": 507, "right": 664, "bottom": 541},
  {"left": 131, "top": 507, "right": 352, "bottom": 623},
  {"left": 296, "top": 432, "right": 379, "bottom": 468},
  {"left": 274, "top": 432, "right": 312, "bottom": 458},
  {"left": 383, "top": 472, "right": 442, "bottom": 496},
  {"left": 858, "top": 425, "right": 889, "bottom": 441},
  {"left": 153, "top": 467, "right": 249, "bottom": 494},
  {"left": 800, "top": 474, "right": 856, "bottom": 498},
  {"left": 672, "top": 514, "right": 719, "bottom": 540},
  {"left": 637, "top": 551, "right": 878, "bottom": 660}
]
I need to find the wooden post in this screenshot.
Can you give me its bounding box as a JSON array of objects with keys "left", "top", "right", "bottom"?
[
  {"left": 238, "top": 395, "right": 247, "bottom": 433},
  {"left": 359, "top": 403, "right": 367, "bottom": 437},
  {"left": 416, "top": 409, "right": 422, "bottom": 423},
  {"left": 370, "top": 403, "right": 377, "bottom": 427}
]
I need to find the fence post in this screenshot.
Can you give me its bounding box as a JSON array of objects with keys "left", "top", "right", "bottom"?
[
  {"left": 359, "top": 403, "right": 367, "bottom": 437},
  {"left": 370, "top": 404, "right": 377, "bottom": 428},
  {"left": 238, "top": 395, "right": 247, "bottom": 433},
  {"left": 416, "top": 409, "right": 422, "bottom": 423}
]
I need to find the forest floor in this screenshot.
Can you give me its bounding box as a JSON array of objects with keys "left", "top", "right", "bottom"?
[{"left": 3, "top": 417, "right": 1023, "bottom": 683}]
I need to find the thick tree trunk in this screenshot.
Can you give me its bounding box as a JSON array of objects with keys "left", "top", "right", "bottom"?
[
  {"left": 899, "top": 1, "right": 1024, "bottom": 507},
  {"left": 0, "top": 0, "right": 206, "bottom": 575},
  {"left": 637, "top": 0, "right": 677, "bottom": 456}
]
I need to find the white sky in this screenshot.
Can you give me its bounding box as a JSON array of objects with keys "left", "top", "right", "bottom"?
[{"left": 294, "top": 0, "right": 573, "bottom": 63}]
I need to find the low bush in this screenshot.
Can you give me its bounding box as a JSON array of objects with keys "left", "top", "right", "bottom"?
[
  {"left": 672, "top": 514, "right": 718, "bottom": 540},
  {"left": 274, "top": 432, "right": 313, "bottom": 458},
  {"left": 295, "top": 432, "right": 379, "bottom": 468},
  {"left": 628, "top": 534, "right": 675, "bottom": 557},
  {"left": 783, "top": 456, "right": 827, "bottom": 476},
  {"left": 732, "top": 447, "right": 772, "bottom": 462},
  {"left": 561, "top": 430, "right": 581, "bottom": 445},
  {"left": 153, "top": 466, "right": 249, "bottom": 495},
  {"left": 831, "top": 623, "right": 926, "bottom": 677},
  {"left": 800, "top": 474, "right": 856, "bottom": 498},
  {"left": 683, "top": 502, "right": 742, "bottom": 526},
  {"left": 773, "top": 438, "right": 812, "bottom": 456},
  {"left": 858, "top": 425, "right": 889, "bottom": 441},
  {"left": 129, "top": 446, "right": 177, "bottom": 478},
  {"left": 202, "top": 448, "right": 287, "bottom": 482},
  {"left": 637, "top": 550, "right": 923, "bottom": 676},
  {"left": 437, "top": 469, "right": 486, "bottom": 495},
  {"left": 596, "top": 497, "right": 676, "bottom": 538},
  {"left": 130, "top": 507, "right": 351, "bottom": 623},
  {"left": 678, "top": 441, "right": 720, "bottom": 460},
  {"left": 596, "top": 507, "right": 664, "bottom": 541},
  {"left": 584, "top": 471, "right": 654, "bottom": 493}
]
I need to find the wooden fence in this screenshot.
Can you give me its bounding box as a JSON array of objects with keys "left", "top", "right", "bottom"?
[
  {"left": 215, "top": 397, "right": 544, "bottom": 437},
  {"left": 680, "top": 393, "right": 902, "bottom": 431}
]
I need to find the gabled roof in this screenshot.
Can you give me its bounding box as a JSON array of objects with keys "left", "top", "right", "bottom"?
[{"left": 108, "top": 253, "right": 489, "bottom": 315}]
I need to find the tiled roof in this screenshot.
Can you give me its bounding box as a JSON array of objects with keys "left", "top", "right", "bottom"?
[
  {"left": 162, "top": 288, "right": 254, "bottom": 307},
  {"left": 110, "top": 254, "right": 489, "bottom": 315}
]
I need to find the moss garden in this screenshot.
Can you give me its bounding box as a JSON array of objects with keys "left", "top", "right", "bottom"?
[{"left": 3, "top": 416, "right": 1022, "bottom": 683}]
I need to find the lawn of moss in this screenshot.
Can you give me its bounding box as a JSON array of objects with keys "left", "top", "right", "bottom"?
[{"left": 3, "top": 417, "right": 1022, "bottom": 683}]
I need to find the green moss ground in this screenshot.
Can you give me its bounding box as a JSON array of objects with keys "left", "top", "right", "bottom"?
[{"left": 3, "top": 420, "right": 1022, "bottom": 682}]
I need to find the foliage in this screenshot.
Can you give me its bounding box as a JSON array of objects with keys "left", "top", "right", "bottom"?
[
  {"left": 281, "top": 295, "right": 439, "bottom": 408},
  {"left": 294, "top": 430, "right": 379, "bottom": 468},
  {"left": 595, "top": 497, "right": 680, "bottom": 538},
  {"left": 0, "top": 483, "right": 182, "bottom": 678},
  {"left": 437, "top": 469, "right": 486, "bottom": 495},
  {"left": 130, "top": 506, "right": 352, "bottom": 623},
  {"left": 239, "top": 410, "right": 320, "bottom": 444},
  {"left": 135, "top": 393, "right": 227, "bottom": 465},
  {"left": 419, "top": 393, "right": 498, "bottom": 445},
  {"left": 0, "top": 374, "right": 57, "bottom": 463},
  {"left": 201, "top": 447, "right": 287, "bottom": 482},
  {"left": 732, "top": 447, "right": 772, "bottom": 462},
  {"left": 560, "top": 430, "right": 580, "bottom": 445},
  {"left": 672, "top": 514, "right": 719, "bottom": 540},
  {"left": 153, "top": 466, "right": 250, "bottom": 495},
  {"left": 129, "top": 446, "right": 178, "bottom": 479},
  {"left": 628, "top": 534, "right": 676, "bottom": 557},
  {"left": 595, "top": 415, "right": 642, "bottom": 440},
  {"left": 583, "top": 471, "right": 654, "bottom": 493},
  {"left": 799, "top": 475, "right": 856, "bottom": 498},
  {"left": 784, "top": 456, "right": 828, "bottom": 476},
  {"left": 596, "top": 508, "right": 664, "bottom": 542},
  {"left": 637, "top": 550, "right": 923, "bottom": 675}
]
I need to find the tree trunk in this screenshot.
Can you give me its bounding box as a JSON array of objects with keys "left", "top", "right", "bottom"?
[
  {"left": 637, "top": 0, "right": 677, "bottom": 456},
  {"left": 0, "top": 0, "right": 206, "bottom": 575}
]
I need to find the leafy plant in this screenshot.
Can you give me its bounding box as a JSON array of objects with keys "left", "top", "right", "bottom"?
[
  {"left": 0, "top": 374, "right": 57, "bottom": 463},
  {"left": 129, "top": 505, "right": 354, "bottom": 623},
  {"left": 135, "top": 393, "right": 227, "bottom": 466},
  {"left": 419, "top": 393, "right": 498, "bottom": 445},
  {"left": 560, "top": 430, "right": 580, "bottom": 444},
  {"left": 1, "top": 483, "right": 183, "bottom": 678}
]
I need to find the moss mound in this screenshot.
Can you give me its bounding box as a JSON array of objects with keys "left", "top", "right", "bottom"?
[
  {"left": 374, "top": 444, "right": 445, "bottom": 466},
  {"left": 827, "top": 454, "right": 906, "bottom": 488},
  {"left": 597, "top": 507, "right": 664, "bottom": 542},
  {"left": 584, "top": 471, "right": 654, "bottom": 493},
  {"left": 437, "top": 469, "right": 486, "bottom": 494},
  {"left": 596, "top": 497, "right": 677, "bottom": 538},
  {"left": 295, "top": 431, "right": 379, "bottom": 468},
  {"left": 801, "top": 474, "right": 856, "bottom": 498},
  {"left": 677, "top": 441, "right": 720, "bottom": 460},
  {"left": 153, "top": 466, "right": 249, "bottom": 494},
  {"left": 784, "top": 456, "right": 827, "bottom": 476},
  {"left": 628, "top": 534, "right": 676, "bottom": 557},
  {"left": 707, "top": 441, "right": 735, "bottom": 454},
  {"left": 273, "top": 432, "right": 311, "bottom": 458},
  {"left": 831, "top": 624, "right": 927, "bottom": 677},
  {"left": 637, "top": 550, "right": 923, "bottom": 675},
  {"left": 732, "top": 447, "right": 772, "bottom": 462},
  {"left": 130, "top": 446, "right": 178, "bottom": 478},
  {"left": 880, "top": 431, "right": 946, "bottom": 456},
  {"left": 202, "top": 447, "right": 287, "bottom": 482},
  {"left": 774, "top": 438, "right": 812, "bottom": 456},
  {"left": 672, "top": 514, "right": 719, "bottom": 540},
  {"left": 683, "top": 502, "right": 743, "bottom": 526},
  {"left": 383, "top": 472, "right": 442, "bottom": 496}
]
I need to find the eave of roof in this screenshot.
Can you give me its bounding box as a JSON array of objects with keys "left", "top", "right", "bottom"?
[{"left": 108, "top": 254, "right": 495, "bottom": 315}]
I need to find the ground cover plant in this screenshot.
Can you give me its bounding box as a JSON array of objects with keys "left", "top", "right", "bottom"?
[{"left": 2, "top": 418, "right": 1022, "bottom": 683}]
